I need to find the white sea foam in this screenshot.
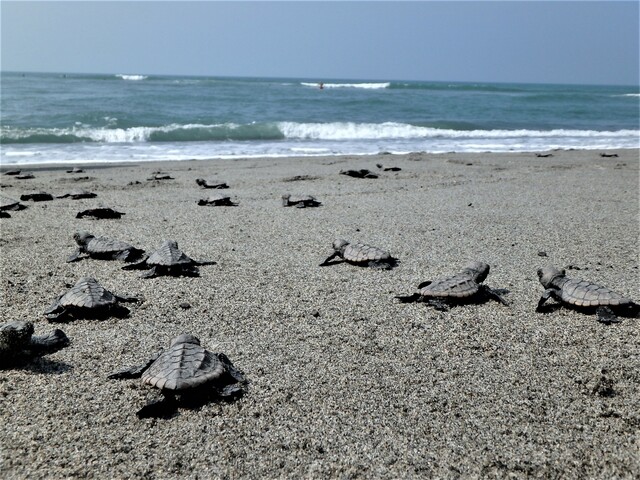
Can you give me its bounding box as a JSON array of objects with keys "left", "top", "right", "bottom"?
[
  {"left": 301, "top": 82, "right": 390, "bottom": 89},
  {"left": 116, "top": 74, "right": 148, "bottom": 81}
]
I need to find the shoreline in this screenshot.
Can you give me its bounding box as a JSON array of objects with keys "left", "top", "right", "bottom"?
[
  {"left": 1, "top": 149, "right": 639, "bottom": 478},
  {"left": 0, "top": 147, "right": 636, "bottom": 173}
]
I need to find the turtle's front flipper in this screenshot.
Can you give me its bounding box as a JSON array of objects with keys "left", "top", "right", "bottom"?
[
  {"left": 108, "top": 351, "right": 161, "bottom": 379},
  {"left": 28, "top": 329, "right": 70, "bottom": 356},
  {"left": 482, "top": 286, "right": 510, "bottom": 306},
  {"left": 217, "top": 352, "right": 247, "bottom": 384},
  {"left": 596, "top": 306, "right": 621, "bottom": 325},
  {"left": 319, "top": 252, "right": 341, "bottom": 266},
  {"left": 536, "top": 289, "right": 556, "bottom": 312},
  {"left": 43, "top": 296, "right": 67, "bottom": 322},
  {"left": 66, "top": 250, "right": 84, "bottom": 263},
  {"left": 394, "top": 293, "right": 421, "bottom": 303}
]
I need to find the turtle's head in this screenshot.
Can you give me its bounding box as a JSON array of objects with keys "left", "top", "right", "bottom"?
[
  {"left": 332, "top": 239, "right": 349, "bottom": 254},
  {"left": 171, "top": 334, "right": 200, "bottom": 347},
  {"left": 464, "top": 261, "right": 490, "bottom": 283},
  {"left": 537, "top": 266, "right": 565, "bottom": 288},
  {"left": 73, "top": 231, "right": 94, "bottom": 246},
  {"left": 163, "top": 240, "right": 179, "bottom": 249},
  {"left": 281, "top": 194, "right": 291, "bottom": 206}
]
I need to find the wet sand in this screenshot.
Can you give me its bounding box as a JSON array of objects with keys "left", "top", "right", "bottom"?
[{"left": 1, "top": 149, "right": 639, "bottom": 478}]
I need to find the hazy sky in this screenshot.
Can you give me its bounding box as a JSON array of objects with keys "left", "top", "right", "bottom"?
[{"left": 1, "top": 1, "right": 638, "bottom": 85}]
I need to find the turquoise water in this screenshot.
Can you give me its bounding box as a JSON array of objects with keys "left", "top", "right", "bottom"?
[{"left": 1, "top": 71, "right": 638, "bottom": 165}]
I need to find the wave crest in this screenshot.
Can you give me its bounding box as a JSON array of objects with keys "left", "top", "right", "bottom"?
[{"left": 116, "top": 74, "right": 148, "bottom": 81}]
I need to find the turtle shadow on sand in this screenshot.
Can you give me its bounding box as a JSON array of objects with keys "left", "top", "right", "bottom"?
[
  {"left": 10, "top": 357, "right": 73, "bottom": 375},
  {"left": 109, "top": 334, "right": 247, "bottom": 419}
]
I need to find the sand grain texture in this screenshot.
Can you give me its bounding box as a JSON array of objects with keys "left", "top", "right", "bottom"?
[{"left": 1, "top": 150, "right": 639, "bottom": 479}]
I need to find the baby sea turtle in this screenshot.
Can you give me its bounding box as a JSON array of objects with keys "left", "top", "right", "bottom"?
[
  {"left": 0, "top": 195, "right": 27, "bottom": 217},
  {"left": 67, "top": 231, "right": 145, "bottom": 263},
  {"left": 536, "top": 266, "right": 639, "bottom": 323},
  {"left": 376, "top": 163, "right": 402, "bottom": 171},
  {"left": 197, "top": 194, "right": 238, "bottom": 206},
  {"left": 122, "top": 240, "right": 216, "bottom": 278},
  {"left": 66, "top": 167, "right": 85, "bottom": 173},
  {"left": 395, "top": 261, "right": 509, "bottom": 310},
  {"left": 108, "top": 333, "right": 246, "bottom": 418},
  {"left": 16, "top": 173, "right": 35, "bottom": 180},
  {"left": 196, "top": 178, "right": 229, "bottom": 189},
  {"left": 57, "top": 189, "right": 97, "bottom": 200},
  {"left": 76, "top": 207, "right": 124, "bottom": 219},
  {"left": 320, "top": 239, "right": 397, "bottom": 269},
  {"left": 147, "top": 173, "right": 174, "bottom": 181},
  {"left": 20, "top": 191, "right": 54, "bottom": 202},
  {"left": 44, "top": 277, "right": 138, "bottom": 322},
  {"left": 0, "top": 321, "right": 70, "bottom": 368},
  {"left": 282, "top": 194, "right": 322, "bottom": 208},
  {"left": 339, "top": 169, "right": 378, "bottom": 179}
]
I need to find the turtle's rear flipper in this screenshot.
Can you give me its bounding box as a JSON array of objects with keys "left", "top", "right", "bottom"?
[
  {"left": 66, "top": 250, "right": 83, "bottom": 263},
  {"left": 108, "top": 352, "right": 161, "bottom": 379},
  {"left": 136, "top": 394, "right": 177, "bottom": 419},
  {"left": 195, "top": 260, "right": 217, "bottom": 266},
  {"left": 121, "top": 257, "right": 149, "bottom": 270},
  {"left": 140, "top": 267, "right": 159, "bottom": 279},
  {"left": 117, "top": 248, "right": 145, "bottom": 263},
  {"left": 28, "top": 329, "right": 70, "bottom": 356},
  {"left": 394, "top": 293, "right": 421, "bottom": 303},
  {"left": 114, "top": 294, "right": 139, "bottom": 304},
  {"left": 596, "top": 306, "right": 621, "bottom": 325}
]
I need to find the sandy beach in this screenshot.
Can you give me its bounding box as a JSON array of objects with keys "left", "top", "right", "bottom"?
[{"left": 1, "top": 149, "right": 638, "bottom": 479}]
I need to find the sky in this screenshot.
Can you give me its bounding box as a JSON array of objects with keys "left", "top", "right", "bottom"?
[{"left": 1, "top": 1, "right": 638, "bottom": 85}]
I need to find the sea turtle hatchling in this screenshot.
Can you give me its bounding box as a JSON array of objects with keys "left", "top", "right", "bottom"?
[
  {"left": 67, "top": 231, "right": 145, "bottom": 263},
  {"left": 196, "top": 178, "right": 229, "bottom": 189},
  {"left": 0, "top": 321, "right": 70, "bottom": 368},
  {"left": 57, "top": 189, "right": 97, "bottom": 200},
  {"left": 536, "top": 266, "right": 639, "bottom": 323},
  {"left": 339, "top": 169, "right": 378, "bottom": 179},
  {"left": 395, "top": 261, "right": 509, "bottom": 310},
  {"left": 122, "top": 240, "right": 216, "bottom": 278},
  {"left": 282, "top": 194, "right": 322, "bottom": 208},
  {"left": 0, "top": 195, "right": 27, "bottom": 217},
  {"left": 76, "top": 207, "right": 124, "bottom": 219},
  {"left": 197, "top": 194, "right": 238, "bottom": 206},
  {"left": 108, "top": 333, "right": 247, "bottom": 418},
  {"left": 20, "top": 191, "right": 54, "bottom": 202},
  {"left": 44, "top": 277, "right": 138, "bottom": 322},
  {"left": 320, "top": 239, "right": 397, "bottom": 269}
]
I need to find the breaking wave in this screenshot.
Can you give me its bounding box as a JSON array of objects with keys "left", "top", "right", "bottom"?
[
  {"left": 116, "top": 74, "right": 148, "bottom": 81},
  {"left": 2, "top": 122, "right": 638, "bottom": 145}
]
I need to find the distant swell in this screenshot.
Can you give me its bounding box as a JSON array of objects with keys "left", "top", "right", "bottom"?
[
  {"left": 301, "top": 82, "right": 390, "bottom": 89},
  {"left": 2, "top": 122, "right": 638, "bottom": 145}
]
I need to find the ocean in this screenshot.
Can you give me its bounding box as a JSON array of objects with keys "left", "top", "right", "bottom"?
[{"left": 1, "top": 71, "right": 638, "bottom": 165}]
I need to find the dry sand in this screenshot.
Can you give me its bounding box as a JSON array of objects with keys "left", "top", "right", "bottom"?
[{"left": 1, "top": 149, "right": 639, "bottom": 479}]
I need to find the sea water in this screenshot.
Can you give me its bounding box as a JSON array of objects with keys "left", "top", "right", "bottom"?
[{"left": 1, "top": 71, "right": 638, "bottom": 165}]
